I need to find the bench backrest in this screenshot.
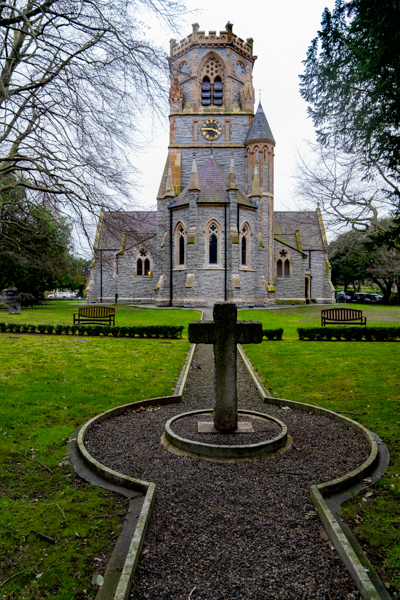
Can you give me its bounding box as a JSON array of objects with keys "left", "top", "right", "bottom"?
[
  {"left": 321, "top": 308, "right": 363, "bottom": 320},
  {"left": 78, "top": 306, "right": 115, "bottom": 317}
]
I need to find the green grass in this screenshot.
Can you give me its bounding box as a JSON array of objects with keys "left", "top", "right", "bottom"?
[
  {"left": 1, "top": 302, "right": 200, "bottom": 338},
  {"left": 0, "top": 324, "right": 194, "bottom": 599},
  {"left": 240, "top": 303, "right": 400, "bottom": 339},
  {"left": 240, "top": 305, "right": 400, "bottom": 595}
]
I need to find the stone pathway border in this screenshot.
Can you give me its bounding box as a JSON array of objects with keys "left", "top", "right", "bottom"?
[
  {"left": 68, "top": 327, "right": 390, "bottom": 600},
  {"left": 238, "top": 344, "right": 391, "bottom": 600}
]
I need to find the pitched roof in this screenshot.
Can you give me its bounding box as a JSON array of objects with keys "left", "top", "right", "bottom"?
[
  {"left": 172, "top": 158, "right": 253, "bottom": 208},
  {"left": 96, "top": 211, "right": 157, "bottom": 250},
  {"left": 274, "top": 211, "right": 325, "bottom": 251},
  {"left": 245, "top": 102, "right": 274, "bottom": 144}
]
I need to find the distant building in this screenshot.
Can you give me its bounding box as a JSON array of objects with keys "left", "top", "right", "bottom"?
[{"left": 87, "top": 23, "right": 335, "bottom": 307}]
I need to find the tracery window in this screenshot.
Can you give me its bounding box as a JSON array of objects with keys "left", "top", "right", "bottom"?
[
  {"left": 275, "top": 248, "right": 291, "bottom": 278},
  {"left": 200, "top": 55, "right": 224, "bottom": 107},
  {"left": 136, "top": 248, "right": 152, "bottom": 277},
  {"left": 236, "top": 61, "right": 244, "bottom": 76},
  {"left": 174, "top": 222, "right": 186, "bottom": 268},
  {"left": 179, "top": 61, "right": 188, "bottom": 74},
  {"left": 205, "top": 220, "right": 222, "bottom": 266}
]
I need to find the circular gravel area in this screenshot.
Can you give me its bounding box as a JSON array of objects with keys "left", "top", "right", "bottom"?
[{"left": 85, "top": 344, "right": 369, "bottom": 599}]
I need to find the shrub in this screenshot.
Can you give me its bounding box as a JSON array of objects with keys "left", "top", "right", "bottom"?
[
  {"left": 38, "top": 325, "right": 46, "bottom": 334},
  {"left": 297, "top": 326, "right": 400, "bottom": 342},
  {"left": 55, "top": 324, "right": 64, "bottom": 335},
  {"left": 0, "top": 322, "right": 7, "bottom": 332},
  {"left": 46, "top": 324, "right": 54, "bottom": 334},
  {"left": 263, "top": 328, "right": 284, "bottom": 341}
]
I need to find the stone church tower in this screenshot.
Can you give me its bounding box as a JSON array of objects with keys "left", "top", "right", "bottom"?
[{"left": 87, "top": 23, "right": 334, "bottom": 307}]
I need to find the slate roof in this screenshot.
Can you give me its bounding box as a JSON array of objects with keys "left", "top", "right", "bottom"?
[
  {"left": 245, "top": 102, "right": 274, "bottom": 143},
  {"left": 274, "top": 211, "right": 325, "bottom": 251},
  {"left": 172, "top": 158, "right": 253, "bottom": 208},
  {"left": 96, "top": 211, "right": 157, "bottom": 250}
]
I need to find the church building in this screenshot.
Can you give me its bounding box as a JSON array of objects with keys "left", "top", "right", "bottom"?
[{"left": 87, "top": 23, "right": 335, "bottom": 307}]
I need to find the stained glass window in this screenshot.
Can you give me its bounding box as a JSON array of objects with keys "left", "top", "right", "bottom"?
[
  {"left": 179, "top": 234, "right": 185, "bottom": 265},
  {"left": 209, "top": 234, "right": 217, "bottom": 264},
  {"left": 137, "top": 258, "right": 143, "bottom": 276},
  {"left": 284, "top": 259, "right": 290, "bottom": 277},
  {"left": 241, "top": 235, "right": 247, "bottom": 266}
]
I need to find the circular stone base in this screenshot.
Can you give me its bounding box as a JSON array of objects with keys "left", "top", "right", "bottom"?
[{"left": 164, "top": 409, "right": 288, "bottom": 460}]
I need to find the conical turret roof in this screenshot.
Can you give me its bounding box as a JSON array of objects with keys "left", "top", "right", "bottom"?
[{"left": 245, "top": 102, "right": 274, "bottom": 144}]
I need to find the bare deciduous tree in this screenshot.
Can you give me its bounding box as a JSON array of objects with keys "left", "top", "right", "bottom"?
[
  {"left": 294, "top": 141, "right": 398, "bottom": 233},
  {"left": 0, "top": 0, "right": 186, "bottom": 244}
]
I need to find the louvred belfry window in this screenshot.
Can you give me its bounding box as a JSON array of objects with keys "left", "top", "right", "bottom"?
[
  {"left": 202, "top": 77, "right": 211, "bottom": 106},
  {"left": 213, "top": 76, "right": 223, "bottom": 106}
]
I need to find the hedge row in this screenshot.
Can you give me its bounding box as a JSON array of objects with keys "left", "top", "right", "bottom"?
[
  {"left": 0, "top": 322, "right": 183, "bottom": 339},
  {"left": 297, "top": 326, "right": 400, "bottom": 342},
  {"left": 263, "top": 328, "right": 284, "bottom": 340}
]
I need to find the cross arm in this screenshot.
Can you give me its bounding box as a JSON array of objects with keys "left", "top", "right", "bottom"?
[
  {"left": 188, "top": 321, "right": 216, "bottom": 344},
  {"left": 235, "top": 321, "right": 263, "bottom": 344}
]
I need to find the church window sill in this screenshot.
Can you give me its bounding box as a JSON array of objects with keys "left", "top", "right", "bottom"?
[
  {"left": 239, "top": 266, "right": 255, "bottom": 272},
  {"left": 173, "top": 266, "right": 187, "bottom": 271}
]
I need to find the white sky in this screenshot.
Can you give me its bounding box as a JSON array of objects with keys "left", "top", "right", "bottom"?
[{"left": 134, "top": 0, "right": 330, "bottom": 212}]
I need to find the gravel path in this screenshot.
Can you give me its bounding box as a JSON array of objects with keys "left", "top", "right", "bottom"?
[{"left": 85, "top": 344, "right": 370, "bottom": 600}]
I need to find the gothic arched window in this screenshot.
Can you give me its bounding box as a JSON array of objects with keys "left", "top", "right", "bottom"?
[
  {"left": 205, "top": 220, "right": 222, "bottom": 266},
  {"left": 240, "top": 223, "right": 251, "bottom": 267},
  {"left": 241, "top": 235, "right": 247, "bottom": 266},
  {"left": 213, "top": 76, "right": 223, "bottom": 106},
  {"left": 174, "top": 222, "right": 186, "bottom": 268},
  {"left": 202, "top": 77, "right": 211, "bottom": 106},
  {"left": 136, "top": 248, "right": 152, "bottom": 277},
  {"left": 179, "top": 233, "right": 185, "bottom": 265},
  {"left": 276, "top": 248, "right": 291, "bottom": 278},
  {"left": 209, "top": 231, "right": 218, "bottom": 264}
]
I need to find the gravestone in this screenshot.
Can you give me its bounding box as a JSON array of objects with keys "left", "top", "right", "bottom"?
[{"left": 188, "top": 302, "right": 262, "bottom": 432}]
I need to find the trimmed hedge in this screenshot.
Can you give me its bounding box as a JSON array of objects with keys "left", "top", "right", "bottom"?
[
  {"left": 263, "top": 328, "right": 284, "bottom": 340},
  {"left": 0, "top": 322, "right": 184, "bottom": 339},
  {"left": 297, "top": 326, "right": 400, "bottom": 342}
]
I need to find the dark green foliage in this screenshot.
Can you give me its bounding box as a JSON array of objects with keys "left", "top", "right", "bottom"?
[
  {"left": 262, "top": 328, "right": 284, "bottom": 340},
  {"left": 0, "top": 323, "right": 184, "bottom": 339},
  {"left": 300, "top": 0, "right": 400, "bottom": 181},
  {"left": 298, "top": 326, "right": 400, "bottom": 341}
]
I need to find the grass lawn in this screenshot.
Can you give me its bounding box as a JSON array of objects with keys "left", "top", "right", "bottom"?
[
  {"left": 0, "top": 302, "right": 200, "bottom": 338},
  {"left": 240, "top": 305, "right": 400, "bottom": 595},
  {"left": 0, "top": 309, "right": 196, "bottom": 599}
]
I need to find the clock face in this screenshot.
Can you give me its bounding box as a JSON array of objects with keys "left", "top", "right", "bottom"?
[{"left": 201, "top": 119, "right": 222, "bottom": 141}]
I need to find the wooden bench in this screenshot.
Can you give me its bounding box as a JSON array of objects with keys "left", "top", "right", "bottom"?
[
  {"left": 73, "top": 306, "right": 115, "bottom": 326},
  {"left": 321, "top": 308, "right": 367, "bottom": 326}
]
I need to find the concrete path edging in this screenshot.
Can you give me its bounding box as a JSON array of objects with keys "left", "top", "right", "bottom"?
[
  {"left": 69, "top": 342, "right": 197, "bottom": 600},
  {"left": 238, "top": 344, "right": 391, "bottom": 600}
]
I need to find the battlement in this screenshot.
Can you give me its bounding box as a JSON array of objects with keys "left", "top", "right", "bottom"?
[{"left": 170, "top": 22, "right": 254, "bottom": 60}]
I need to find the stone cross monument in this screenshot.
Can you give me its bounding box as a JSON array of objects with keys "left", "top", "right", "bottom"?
[{"left": 188, "top": 302, "right": 263, "bottom": 432}]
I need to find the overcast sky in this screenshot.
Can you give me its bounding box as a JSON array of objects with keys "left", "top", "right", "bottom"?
[{"left": 133, "top": 0, "right": 330, "bottom": 213}]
